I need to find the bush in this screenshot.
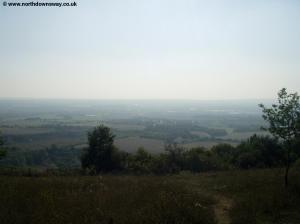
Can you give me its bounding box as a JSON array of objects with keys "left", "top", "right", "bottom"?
[{"left": 233, "top": 135, "right": 283, "bottom": 169}]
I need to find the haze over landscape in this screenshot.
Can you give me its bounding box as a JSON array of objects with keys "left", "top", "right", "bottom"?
[
  {"left": 1, "top": 0, "right": 300, "bottom": 99},
  {"left": 1, "top": 1, "right": 300, "bottom": 224}
]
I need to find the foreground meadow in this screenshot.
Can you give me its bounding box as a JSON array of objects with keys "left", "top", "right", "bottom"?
[{"left": 0, "top": 169, "right": 299, "bottom": 224}]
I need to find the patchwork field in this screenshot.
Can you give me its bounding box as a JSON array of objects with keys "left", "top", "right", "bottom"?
[
  {"left": 115, "top": 136, "right": 165, "bottom": 153},
  {"left": 222, "top": 131, "right": 269, "bottom": 141},
  {"left": 181, "top": 140, "right": 239, "bottom": 149}
]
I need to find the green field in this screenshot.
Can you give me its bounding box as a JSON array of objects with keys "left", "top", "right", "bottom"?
[
  {"left": 0, "top": 123, "right": 255, "bottom": 153},
  {"left": 0, "top": 99, "right": 265, "bottom": 154},
  {"left": 221, "top": 131, "right": 269, "bottom": 141},
  {"left": 181, "top": 140, "right": 239, "bottom": 149},
  {"left": 115, "top": 136, "right": 165, "bottom": 153}
]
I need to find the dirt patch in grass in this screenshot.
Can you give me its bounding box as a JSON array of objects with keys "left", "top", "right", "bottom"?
[{"left": 214, "top": 195, "right": 233, "bottom": 224}]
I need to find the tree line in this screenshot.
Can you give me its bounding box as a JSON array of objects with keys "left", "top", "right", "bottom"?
[
  {"left": 81, "top": 125, "right": 300, "bottom": 175},
  {"left": 81, "top": 88, "right": 300, "bottom": 186}
]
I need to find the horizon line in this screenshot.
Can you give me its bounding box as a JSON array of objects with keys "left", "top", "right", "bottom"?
[{"left": 0, "top": 97, "right": 275, "bottom": 102}]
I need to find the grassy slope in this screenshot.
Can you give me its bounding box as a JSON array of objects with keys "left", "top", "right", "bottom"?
[
  {"left": 181, "top": 169, "right": 300, "bottom": 224},
  {"left": 0, "top": 169, "right": 299, "bottom": 224}
]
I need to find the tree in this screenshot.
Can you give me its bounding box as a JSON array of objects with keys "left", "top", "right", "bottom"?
[
  {"left": 164, "top": 144, "right": 186, "bottom": 173},
  {"left": 81, "top": 125, "right": 123, "bottom": 174},
  {"left": 211, "top": 144, "right": 235, "bottom": 163},
  {"left": 259, "top": 88, "right": 300, "bottom": 186},
  {"left": 234, "top": 135, "right": 283, "bottom": 169},
  {"left": 184, "top": 147, "right": 221, "bottom": 172},
  {"left": 128, "top": 147, "right": 153, "bottom": 173},
  {"left": 0, "top": 133, "right": 6, "bottom": 159}
]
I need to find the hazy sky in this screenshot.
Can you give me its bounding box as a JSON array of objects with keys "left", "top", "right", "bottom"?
[{"left": 1, "top": 0, "right": 300, "bottom": 100}]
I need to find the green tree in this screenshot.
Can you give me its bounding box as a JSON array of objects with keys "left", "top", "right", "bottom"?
[
  {"left": 259, "top": 88, "right": 300, "bottom": 186},
  {"left": 211, "top": 144, "right": 235, "bottom": 164},
  {"left": 0, "top": 133, "right": 6, "bottom": 159},
  {"left": 128, "top": 147, "right": 153, "bottom": 173},
  {"left": 81, "top": 125, "right": 122, "bottom": 174},
  {"left": 164, "top": 144, "right": 186, "bottom": 173},
  {"left": 234, "top": 135, "right": 283, "bottom": 169}
]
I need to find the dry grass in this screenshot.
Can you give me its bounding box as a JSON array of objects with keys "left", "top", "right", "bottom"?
[
  {"left": 0, "top": 175, "right": 216, "bottom": 224},
  {"left": 0, "top": 169, "right": 299, "bottom": 224}
]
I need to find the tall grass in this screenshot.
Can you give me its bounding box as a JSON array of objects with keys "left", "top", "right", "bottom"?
[
  {"left": 0, "top": 169, "right": 299, "bottom": 224},
  {"left": 176, "top": 169, "right": 300, "bottom": 224},
  {"left": 0, "top": 175, "right": 216, "bottom": 224}
]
